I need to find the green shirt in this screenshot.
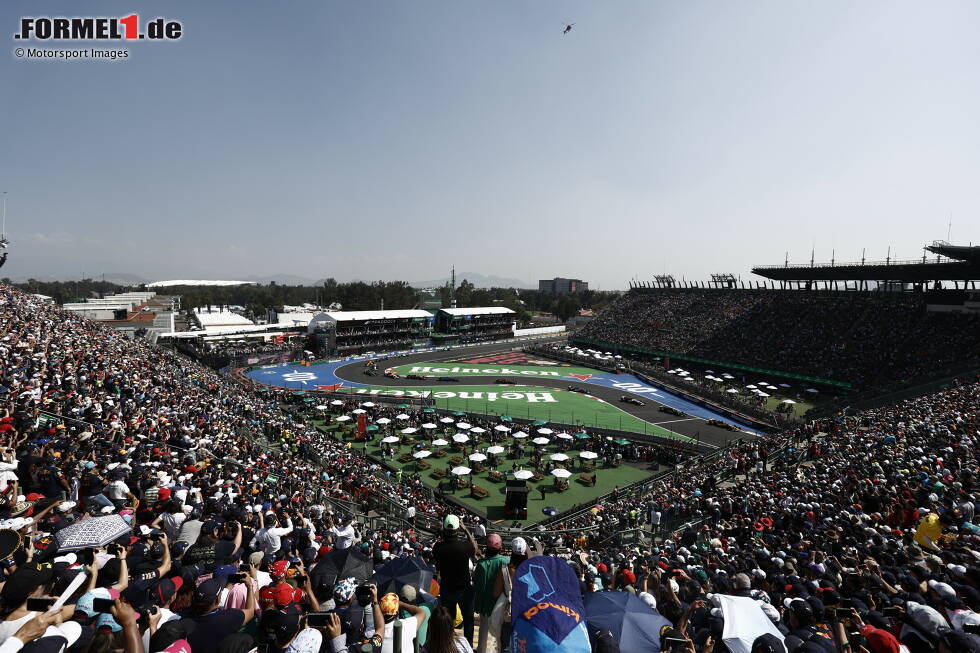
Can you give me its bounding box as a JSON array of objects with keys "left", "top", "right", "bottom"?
[
  {"left": 400, "top": 601, "right": 434, "bottom": 646},
  {"left": 472, "top": 554, "right": 509, "bottom": 617}
]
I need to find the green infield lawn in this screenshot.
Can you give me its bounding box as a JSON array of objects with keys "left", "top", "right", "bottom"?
[
  {"left": 332, "top": 426, "right": 654, "bottom": 523},
  {"left": 333, "top": 385, "right": 694, "bottom": 442},
  {"left": 385, "top": 363, "right": 600, "bottom": 379}
]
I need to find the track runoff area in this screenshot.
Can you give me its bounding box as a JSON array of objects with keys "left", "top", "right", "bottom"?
[
  {"left": 248, "top": 341, "right": 756, "bottom": 448},
  {"left": 246, "top": 341, "right": 757, "bottom": 522}
]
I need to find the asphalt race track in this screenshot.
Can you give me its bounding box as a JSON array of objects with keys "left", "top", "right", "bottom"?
[{"left": 331, "top": 339, "right": 752, "bottom": 449}]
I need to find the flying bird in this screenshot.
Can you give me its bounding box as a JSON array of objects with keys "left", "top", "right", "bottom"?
[{"left": 562, "top": 23, "right": 575, "bottom": 35}]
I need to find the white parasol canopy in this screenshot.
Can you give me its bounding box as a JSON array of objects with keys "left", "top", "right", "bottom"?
[
  {"left": 532, "top": 437, "right": 550, "bottom": 445},
  {"left": 452, "top": 434, "right": 470, "bottom": 443},
  {"left": 494, "top": 425, "right": 510, "bottom": 432},
  {"left": 396, "top": 414, "right": 410, "bottom": 420},
  {"left": 552, "top": 468, "right": 572, "bottom": 479},
  {"left": 468, "top": 453, "right": 487, "bottom": 462},
  {"left": 413, "top": 450, "right": 432, "bottom": 459},
  {"left": 513, "top": 470, "right": 533, "bottom": 480},
  {"left": 451, "top": 466, "right": 472, "bottom": 475},
  {"left": 550, "top": 453, "right": 569, "bottom": 462},
  {"left": 421, "top": 423, "right": 437, "bottom": 429},
  {"left": 579, "top": 451, "right": 598, "bottom": 459},
  {"left": 440, "top": 417, "right": 455, "bottom": 423},
  {"left": 556, "top": 433, "right": 573, "bottom": 440},
  {"left": 401, "top": 427, "right": 418, "bottom": 434},
  {"left": 382, "top": 436, "right": 400, "bottom": 444},
  {"left": 456, "top": 422, "right": 472, "bottom": 430},
  {"left": 375, "top": 418, "right": 391, "bottom": 425},
  {"left": 537, "top": 428, "right": 553, "bottom": 435},
  {"left": 335, "top": 415, "right": 351, "bottom": 422},
  {"left": 486, "top": 446, "right": 505, "bottom": 454},
  {"left": 352, "top": 409, "right": 367, "bottom": 414},
  {"left": 432, "top": 438, "right": 449, "bottom": 446},
  {"left": 470, "top": 427, "right": 487, "bottom": 434}
]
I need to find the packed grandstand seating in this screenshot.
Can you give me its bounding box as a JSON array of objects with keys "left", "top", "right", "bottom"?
[
  {"left": 2, "top": 282, "right": 980, "bottom": 653},
  {"left": 577, "top": 289, "right": 980, "bottom": 387}
]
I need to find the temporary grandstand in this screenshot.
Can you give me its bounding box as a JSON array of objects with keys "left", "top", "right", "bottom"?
[
  {"left": 307, "top": 309, "right": 435, "bottom": 355},
  {"left": 433, "top": 306, "right": 516, "bottom": 345}
]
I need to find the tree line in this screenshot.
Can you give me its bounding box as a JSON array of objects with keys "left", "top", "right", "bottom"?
[{"left": 6, "top": 277, "right": 620, "bottom": 325}]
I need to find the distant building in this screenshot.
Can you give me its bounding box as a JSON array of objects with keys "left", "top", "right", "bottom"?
[
  {"left": 307, "top": 309, "right": 434, "bottom": 355},
  {"left": 538, "top": 278, "right": 589, "bottom": 294},
  {"left": 62, "top": 291, "right": 177, "bottom": 340}
]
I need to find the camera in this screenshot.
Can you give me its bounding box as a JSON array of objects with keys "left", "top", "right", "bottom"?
[{"left": 354, "top": 585, "right": 373, "bottom": 607}]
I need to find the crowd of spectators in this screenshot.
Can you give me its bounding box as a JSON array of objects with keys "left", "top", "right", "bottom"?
[
  {"left": 2, "top": 283, "right": 980, "bottom": 653},
  {"left": 577, "top": 289, "right": 980, "bottom": 388}
]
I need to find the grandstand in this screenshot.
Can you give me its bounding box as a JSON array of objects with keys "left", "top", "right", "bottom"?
[
  {"left": 432, "top": 306, "right": 516, "bottom": 345},
  {"left": 586, "top": 245, "right": 980, "bottom": 394},
  {"left": 307, "top": 308, "right": 435, "bottom": 355}
]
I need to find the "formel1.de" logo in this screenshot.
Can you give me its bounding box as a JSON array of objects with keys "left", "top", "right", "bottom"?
[{"left": 15, "top": 15, "right": 182, "bottom": 41}]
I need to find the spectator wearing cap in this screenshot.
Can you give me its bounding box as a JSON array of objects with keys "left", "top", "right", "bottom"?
[
  {"left": 396, "top": 585, "right": 432, "bottom": 648},
  {"left": 186, "top": 574, "right": 256, "bottom": 652},
  {"left": 473, "top": 533, "right": 508, "bottom": 653},
  {"left": 432, "top": 515, "right": 479, "bottom": 647}
]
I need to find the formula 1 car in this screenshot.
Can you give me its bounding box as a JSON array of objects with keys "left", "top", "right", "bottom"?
[
  {"left": 567, "top": 386, "right": 590, "bottom": 394},
  {"left": 619, "top": 396, "right": 644, "bottom": 406},
  {"left": 438, "top": 376, "right": 460, "bottom": 382},
  {"left": 494, "top": 378, "right": 511, "bottom": 384},
  {"left": 707, "top": 418, "right": 739, "bottom": 431},
  {"left": 384, "top": 372, "right": 400, "bottom": 379},
  {"left": 406, "top": 374, "right": 425, "bottom": 380},
  {"left": 659, "top": 406, "right": 686, "bottom": 417}
]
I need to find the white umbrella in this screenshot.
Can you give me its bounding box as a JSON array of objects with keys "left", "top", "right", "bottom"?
[
  {"left": 487, "top": 446, "right": 505, "bottom": 454},
  {"left": 470, "top": 427, "right": 487, "bottom": 434},
  {"left": 726, "top": 389, "right": 739, "bottom": 394},
  {"left": 362, "top": 402, "right": 375, "bottom": 407},
  {"left": 556, "top": 433, "right": 573, "bottom": 440},
  {"left": 781, "top": 399, "right": 797, "bottom": 404},
  {"left": 421, "top": 423, "right": 437, "bottom": 429},
  {"left": 667, "top": 370, "right": 677, "bottom": 374},
  {"left": 451, "top": 466, "right": 472, "bottom": 476},
  {"left": 457, "top": 422, "right": 472, "bottom": 430},
  {"left": 805, "top": 388, "right": 819, "bottom": 393},
  {"left": 494, "top": 425, "right": 510, "bottom": 432},
  {"left": 382, "top": 436, "right": 400, "bottom": 444},
  {"left": 705, "top": 369, "right": 715, "bottom": 373},
  {"left": 453, "top": 434, "right": 470, "bottom": 443},
  {"left": 532, "top": 437, "right": 550, "bottom": 445},
  {"left": 330, "top": 400, "right": 344, "bottom": 406},
  {"left": 723, "top": 373, "right": 734, "bottom": 379},
  {"left": 432, "top": 438, "right": 449, "bottom": 446},
  {"left": 315, "top": 405, "right": 329, "bottom": 410},
  {"left": 513, "top": 431, "right": 528, "bottom": 438},
  {"left": 579, "top": 451, "right": 598, "bottom": 459},
  {"left": 396, "top": 414, "right": 410, "bottom": 420},
  {"left": 468, "top": 453, "right": 487, "bottom": 462},
  {"left": 758, "top": 392, "right": 770, "bottom": 397},
  {"left": 552, "top": 468, "right": 572, "bottom": 479},
  {"left": 513, "top": 470, "right": 533, "bottom": 480},
  {"left": 537, "top": 428, "right": 553, "bottom": 435},
  {"left": 401, "top": 427, "right": 418, "bottom": 434},
  {"left": 745, "top": 385, "right": 757, "bottom": 389},
  {"left": 550, "top": 453, "right": 569, "bottom": 462},
  {"left": 413, "top": 450, "right": 432, "bottom": 459},
  {"left": 779, "top": 383, "right": 791, "bottom": 388},
  {"left": 335, "top": 415, "right": 352, "bottom": 422},
  {"left": 440, "top": 417, "right": 455, "bottom": 424},
  {"left": 376, "top": 418, "right": 391, "bottom": 425},
  {"left": 352, "top": 409, "right": 367, "bottom": 414}
]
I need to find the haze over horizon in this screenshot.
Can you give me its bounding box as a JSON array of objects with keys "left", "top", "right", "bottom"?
[{"left": 2, "top": 0, "right": 978, "bottom": 288}]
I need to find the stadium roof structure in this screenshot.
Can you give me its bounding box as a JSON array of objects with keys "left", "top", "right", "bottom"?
[
  {"left": 318, "top": 309, "right": 433, "bottom": 322},
  {"left": 438, "top": 306, "right": 515, "bottom": 316},
  {"left": 752, "top": 242, "right": 980, "bottom": 286},
  {"left": 147, "top": 280, "right": 257, "bottom": 287}
]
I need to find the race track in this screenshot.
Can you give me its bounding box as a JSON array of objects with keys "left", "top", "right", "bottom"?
[{"left": 246, "top": 339, "right": 757, "bottom": 448}]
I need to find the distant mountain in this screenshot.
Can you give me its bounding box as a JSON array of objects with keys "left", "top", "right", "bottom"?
[
  {"left": 410, "top": 272, "right": 533, "bottom": 289},
  {"left": 101, "top": 272, "right": 151, "bottom": 285}
]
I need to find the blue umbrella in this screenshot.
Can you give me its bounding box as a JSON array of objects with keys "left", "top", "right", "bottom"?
[
  {"left": 584, "top": 591, "right": 671, "bottom": 653},
  {"left": 370, "top": 555, "right": 434, "bottom": 595}
]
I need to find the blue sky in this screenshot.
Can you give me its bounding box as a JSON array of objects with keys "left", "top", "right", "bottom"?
[{"left": 2, "top": 0, "right": 979, "bottom": 288}]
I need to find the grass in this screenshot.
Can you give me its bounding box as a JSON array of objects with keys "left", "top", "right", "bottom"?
[
  {"left": 333, "top": 385, "right": 695, "bottom": 442},
  {"left": 334, "top": 425, "right": 654, "bottom": 523}
]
